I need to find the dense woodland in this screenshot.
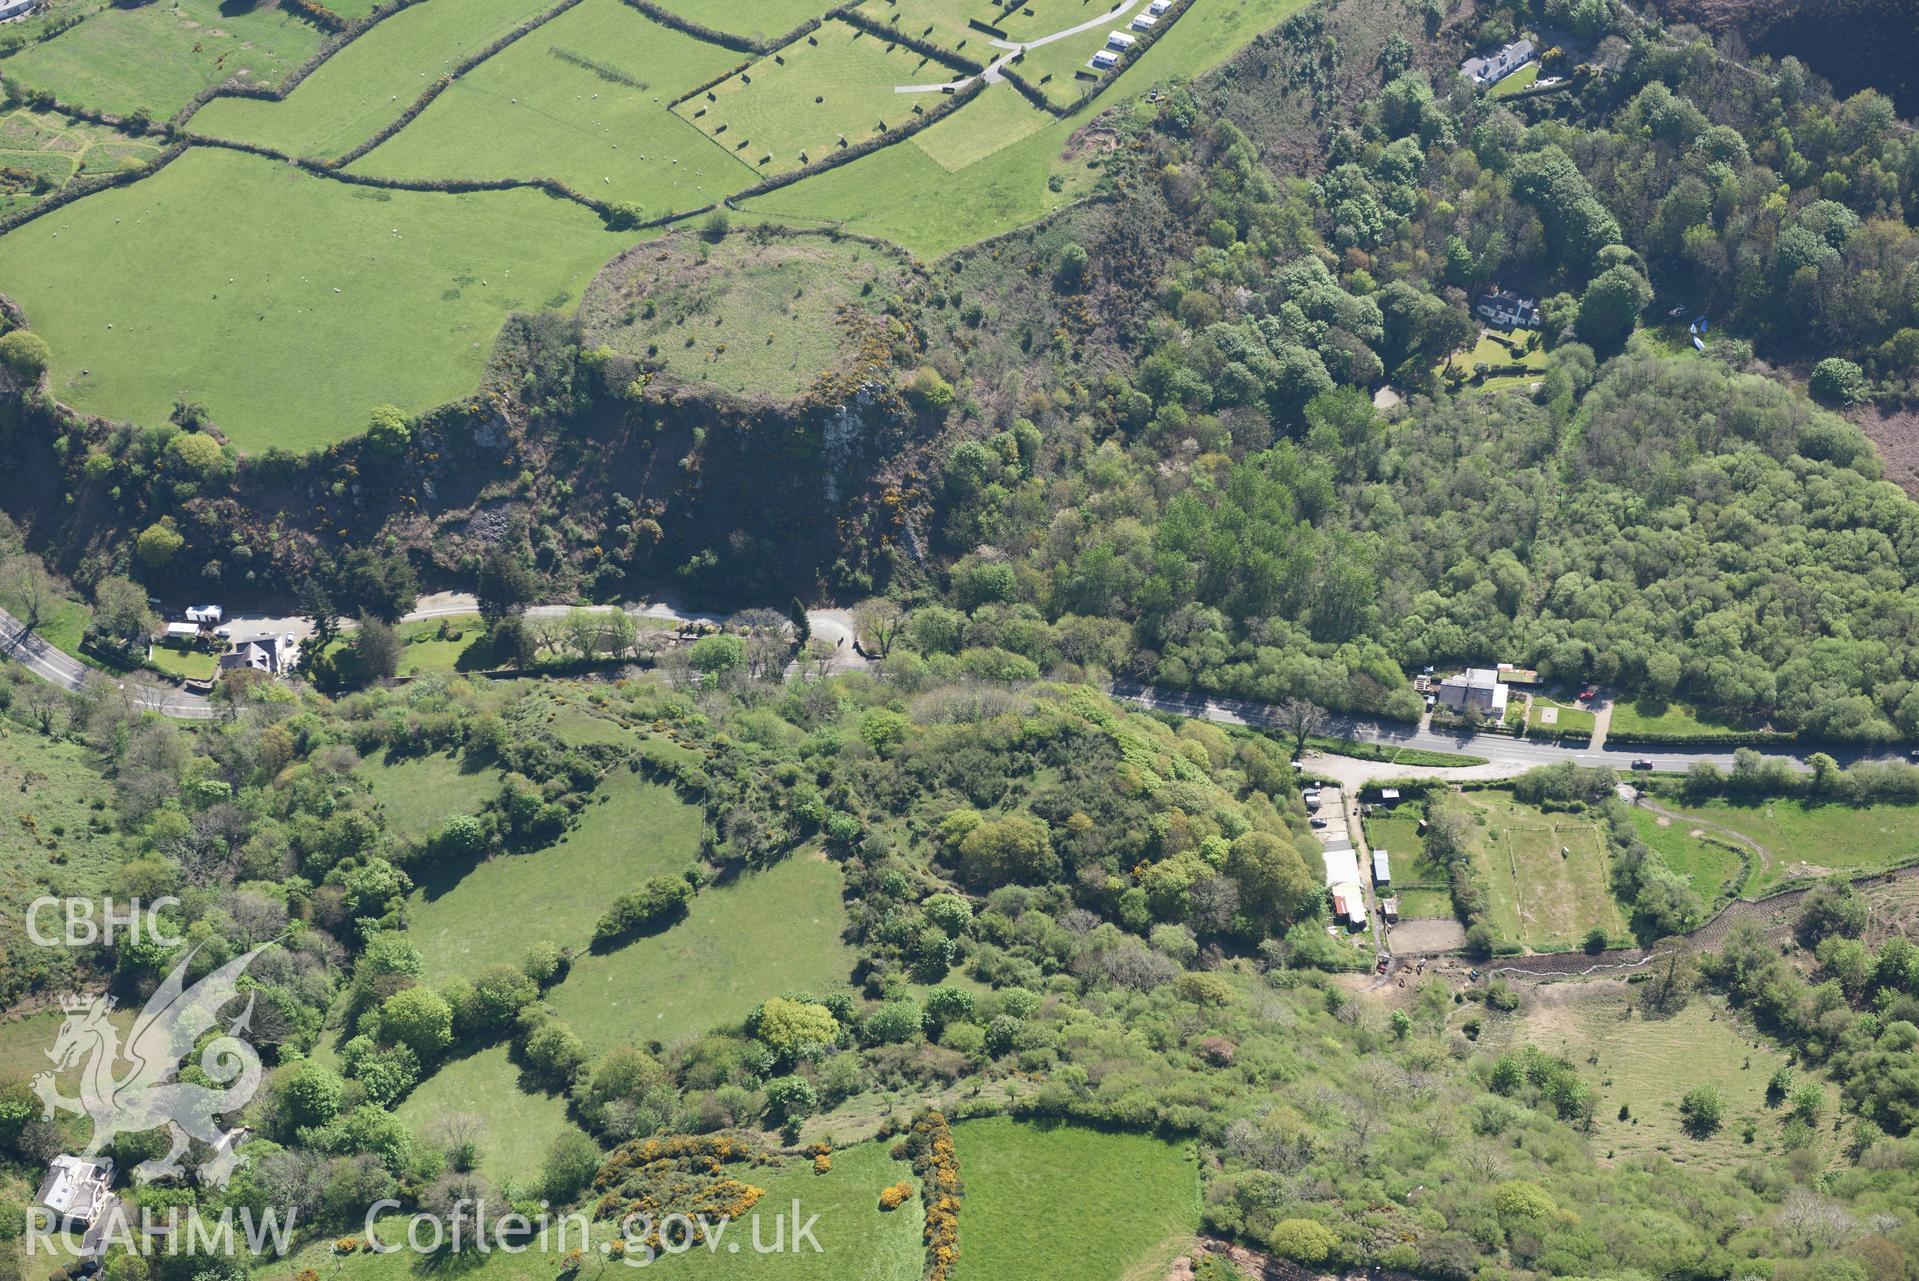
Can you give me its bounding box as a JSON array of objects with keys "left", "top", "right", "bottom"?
[{"left": 2, "top": 659, "right": 1918, "bottom": 1279}]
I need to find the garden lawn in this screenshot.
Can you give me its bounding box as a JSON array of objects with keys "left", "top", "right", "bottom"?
[
  {"left": 2, "top": 0, "right": 327, "bottom": 120},
  {"left": 1364, "top": 810, "right": 1453, "bottom": 917},
  {"left": 395, "top": 1044, "right": 586, "bottom": 1185},
  {"left": 1642, "top": 797, "right": 1919, "bottom": 895},
  {"left": 1464, "top": 791, "right": 1625, "bottom": 951},
  {"left": 146, "top": 644, "right": 217, "bottom": 681},
  {"left": 409, "top": 769, "right": 703, "bottom": 977},
  {"left": 1627, "top": 808, "right": 1747, "bottom": 904},
  {"left": 952, "top": 1117, "right": 1198, "bottom": 1281},
  {"left": 645, "top": 0, "right": 822, "bottom": 43},
  {"left": 189, "top": 0, "right": 561, "bottom": 161},
  {"left": 1512, "top": 989, "right": 1811, "bottom": 1174},
  {"left": 1527, "top": 696, "right": 1594, "bottom": 736},
  {"left": 672, "top": 20, "right": 937, "bottom": 176},
  {"left": 353, "top": 0, "right": 753, "bottom": 211},
  {"left": 363, "top": 748, "right": 501, "bottom": 840},
  {"left": 1490, "top": 61, "right": 1540, "bottom": 97},
  {"left": 580, "top": 231, "right": 913, "bottom": 397},
  {"left": 545, "top": 853, "right": 855, "bottom": 1052},
  {"left": 0, "top": 147, "right": 632, "bottom": 450}
]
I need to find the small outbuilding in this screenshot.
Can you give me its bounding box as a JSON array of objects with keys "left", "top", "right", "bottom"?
[
  {"left": 162, "top": 622, "right": 200, "bottom": 644},
  {"left": 1373, "top": 849, "right": 1392, "bottom": 885},
  {"left": 184, "top": 604, "right": 224, "bottom": 624}
]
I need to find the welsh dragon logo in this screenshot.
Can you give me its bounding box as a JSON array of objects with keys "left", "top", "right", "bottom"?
[{"left": 33, "top": 944, "right": 271, "bottom": 1188}]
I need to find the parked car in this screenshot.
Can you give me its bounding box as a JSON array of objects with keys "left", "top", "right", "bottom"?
[
  {"left": 1309, "top": 816, "right": 1330, "bottom": 828},
  {"left": 1630, "top": 758, "right": 1655, "bottom": 771},
  {"left": 1577, "top": 687, "right": 1597, "bottom": 701}
]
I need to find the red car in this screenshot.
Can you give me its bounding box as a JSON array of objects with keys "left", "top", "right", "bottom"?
[{"left": 1577, "top": 687, "right": 1598, "bottom": 702}]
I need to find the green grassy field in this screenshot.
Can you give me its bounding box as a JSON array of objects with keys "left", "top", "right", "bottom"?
[
  {"left": 1, "top": 0, "right": 327, "bottom": 119},
  {"left": 745, "top": 0, "right": 1297, "bottom": 254},
  {"left": 546, "top": 852, "right": 854, "bottom": 1052},
  {"left": 856, "top": 0, "right": 999, "bottom": 57},
  {"left": 0, "top": 107, "right": 160, "bottom": 215},
  {"left": 409, "top": 770, "right": 703, "bottom": 978},
  {"left": 0, "top": 728, "right": 119, "bottom": 934},
  {"left": 1640, "top": 796, "right": 1919, "bottom": 895},
  {"left": 740, "top": 104, "right": 1093, "bottom": 257},
  {"left": 1513, "top": 989, "right": 1811, "bottom": 1173},
  {"left": 0, "top": 146, "right": 632, "bottom": 450},
  {"left": 363, "top": 748, "right": 501, "bottom": 840},
  {"left": 390, "top": 613, "right": 489, "bottom": 675},
  {"left": 580, "top": 231, "right": 913, "bottom": 397},
  {"left": 905, "top": 78, "right": 1052, "bottom": 172},
  {"left": 637, "top": 1140, "right": 922, "bottom": 1281},
  {"left": 259, "top": 1138, "right": 917, "bottom": 1281},
  {"left": 354, "top": 0, "right": 753, "bottom": 210},
  {"left": 672, "top": 20, "right": 937, "bottom": 176},
  {"left": 0, "top": 1008, "right": 133, "bottom": 1088},
  {"left": 1627, "top": 808, "right": 1748, "bottom": 904},
  {"left": 952, "top": 1117, "right": 1199, "bottom": 1281},
  {"left": 0, "top": 582, "right": 89, "bottom": 657},
  {"left": 646, "top": 0, "right": 823, "bottom": 42},
  {"left": 1003, "top": 22, "right": 1123, "bottom": 108},
  {"left": 395, "top": 1044, "right": 587, "bottom": 1186},
  {"left": 189, "top": 0, "right": 560, "bottom": 160},
  {"left": 1362, "top": 811, "right": 1453, "bottom": 917},
  {"left": 1608, "top": 697, "right": 1752, "bottom": 740},
  {"left": 1465, "top": 791, "right": 1625, "bottom": 951}
]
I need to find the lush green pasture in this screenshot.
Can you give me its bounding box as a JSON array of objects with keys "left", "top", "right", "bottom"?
[
  {"left": 1642, "top": 796, "right": 1919, "bottom": 895},
  {"left": 363, "top": 747, "right": 501, "bottom": 840},
  {"left": 856, "top": 0, "right": 999, "bottom": 58},
  {"left": 355, "top": 0, "right": 752, "bottom": 210},
  {"left": 580, "top": 231, "right": 912, "bottom": 397},
  {"left": 1363, "top": 811, "right": 1454, "bottom": 917},
  {"left": 1464, "top": 791, "right": 1625, "bottom": 951},
  {"left": 260, "top": 1140, "right": 916, "bottom": 1281},
  {"left": 906, "top": 78, "right": 1050, "bottom": 172},
  {"left": 1513, "top": 990, "right": 1809, "bottom": 1173},
  {"left": 409, "top": 770, "right": 702, "bottom": 978},
  {"left": 395, "top": 1044, "right": 586, "bottom": 1186},
  {"left": 1608, "top": 697, "right": 1752, "bottom": 740},
  {"left": 673, "top": 20, "right": 936, "bottom": 175},
  {"left": 2, "top": 0, "right": 326, "bottom": 119},
  {"left": 646, "top": 0, "right": 822, "bottom": 42},
  {"left": 190, "top": 0, "right": 558, "bottom": 160},
  {"left": 952, "top": 1117, "right": 1198, "bottom": 1281},
  {"left": 0, "top": 579, "right": 89, "bottom": 656},
  {"left": 741, "top": 106, "right": 1092, "bottom": 257},
  {"left": 0, "top": 107, "right": 160, "bottom": 214},
  {"left": 0, "top": 730, "right": 120, "bottom": 993},
  {"left": 0, "top": 147, "right": 631, "bottom": 449},
  {"left": 1627, "top": 808, "right": 1747, "bottom": 904},
  {"left": 0, "top": 1008, "right": 132, "bottom": 1090},
  {"left": 641, "top": 1140, "right": 921, "bottom": 1281},
  {"left": 546, "top": 853, "right": 854, "bottom": 1052}
]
